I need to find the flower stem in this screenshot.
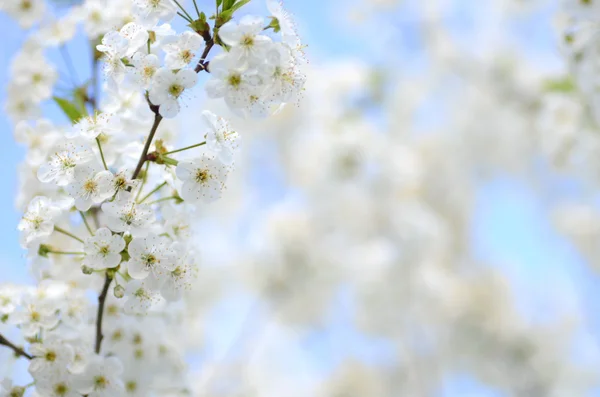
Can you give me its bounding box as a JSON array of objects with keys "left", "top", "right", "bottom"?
[
  {"left": 138, "top": 182, "right": 168, "bottom": 204},
  {"left": 161, "top": 156, "right": 179, "bottom": 166},
  {"left": 54, "top": 226, "right": 85, "bottom": 244},
  {"left": 80, "top": 211, "right": 94, "bottom": 236},
  {"left": 132, "top": 112, "right": 163, "bottom": 180},
  {"left": 146, "top": 196, "right": 180, "bottom": 206},
  {"left": 0, "top": 333, "right": 32, "bottom": 360},
  {"left": 95, "top": 273, "right": 112, "bottom": 354},
  {"left": 192, "top": 0, "right": 201, "bottom": 17},
  {"left": 177, "top": 11, "right": 193, "bottom": 23},
  {"left": 96, "top": 137, "right": 109, "bottom": 170},
  {"left": 49, "top": 250, "right": 85, "bottom": 255},
  {"left": 173, "top": 0, "right": 194, "bottom": 21},
  {"left": 164, "top": 141, "right": 206, "bottom": 155},
  {"left": 135, "top": 162, "right": 151, "bottom": 202}
]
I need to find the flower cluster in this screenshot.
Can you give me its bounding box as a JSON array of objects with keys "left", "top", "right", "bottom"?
[{"left": 0, "top": 0, "right": 304, "bottom": 395}]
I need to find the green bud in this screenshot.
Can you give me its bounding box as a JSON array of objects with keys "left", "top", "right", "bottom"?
[
  {"left": 81, "top": 265, "right": 94, "bottom": 275},
  {"left": 267, "top": 16, "right": 281, "bottom": 33},
  {"left": 38, "top": 244, "right": 51, "bottom": 258},
  {"left": 9, "top": 386, "right": 25, "bottom": 397},
  {"left": 148, "top": 30, "right": 157, "bottom": 44},
  {"left": 114, "top": 284, "right": 125, "bottom": 299}
]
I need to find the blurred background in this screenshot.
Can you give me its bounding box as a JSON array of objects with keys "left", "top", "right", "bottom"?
[{"left": 4, "top": 0, "right": 600, "bottom": 395}]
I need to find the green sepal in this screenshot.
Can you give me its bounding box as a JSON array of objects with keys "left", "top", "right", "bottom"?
[{"left": 53, "top": 96, "right": 84, "bottom": 124}]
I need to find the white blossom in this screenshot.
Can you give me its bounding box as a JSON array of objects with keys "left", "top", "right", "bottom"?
[
  {"left": 69, "top": 113, "right": 122, "bottom": 140},
  {"left": 202, "top": 110, "right": 240, "bottom": 165},
  {"left": 149, "top": 68, "right": 198, "bottom": 118},
  {"left": 101, "top": 192, "right": 155, "bottom": 237},
  {"left": 126, "top": 234, "right": 179, "bottom": 280},
  {"left": 29, "top": 338, "right": 75, "bottom": 380},
  {"left": 72, "top": 356, "right": 124, "bottom": 397},
  {"left": 176, "top": 155, "right": 230, "bottom": 203},
  {"left": 219, "top": 15, "right": 273, "bottom": 64},
  {"left": 37, "top": 141, "right": 94, "bottom": 186},
  {"left": 18, "top": 196, "right": 61, "bottom": 248},
  {"left": 82, "top": 228, "right": 125, "bottom": 270},
  {"left": 65, "top": 165, "right": 114, "bottom": 211},
  {"left": 164, "top": 31, "right": 204, "bottom": 69}
]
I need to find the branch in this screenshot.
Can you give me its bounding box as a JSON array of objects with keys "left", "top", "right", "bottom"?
[
  {"left": 132, "top": 111, "right": 163, "bottom": 180},
  {"left": 0, "top": 333, "right": 32, "bottom": 360},
  {"left": 132, "top": 34, "right": 215, "bottom": 181},
  {"left": 195, "top": 40, "right": 214, "bottom": 73},
  {"left": 94, "top": 273, "right": 112, "bottom": 354}
]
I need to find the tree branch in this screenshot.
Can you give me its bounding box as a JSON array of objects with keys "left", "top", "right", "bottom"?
[
  {"left": 0, "top": 333, "right": 32, "bottom": 360},
  {"left": 132, "top": 34, "right": 215, "bottom": 181},
  {"left": 132, "top": 111, "right": 163, "bottom": 180},
  {"left": 94, "top": 273, "right": 112, "bottom": 354},
  {"left": 195, "top": 40, "right": 214, "bottom": 73}
]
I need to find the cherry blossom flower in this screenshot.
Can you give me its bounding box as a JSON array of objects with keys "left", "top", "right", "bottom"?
[
  {"left": 69, "top": 113, "right": 122, "bottom": 140},
  {"left": 65, "top": 165, "right": 114, "bottom": 211},
  {"left": 101, "top": 192, "right": 155, "bottom": 237},
  {"left": 202, "top": 110, "right": 240, "bottom": 165},
  {"left": 164, "top": 31, "right": 204, "bottom": 69},
  {"left": 37, "top": 141, "right": 94, "bottom": 186},
  {"left": 149, "top": 68, "right": 198, "bottom": 118},
  {"left": 219, "top": 15, "right": 273, "bottom": 64},
  {"left": 82, "top": 228, "right": 126, "bottom": 270},
  {"left": 72, "top": 356, "right": 124, "bottom": 397},
  {"left": 18, "top": 196, "right": 61, "bottom": 249},
  {"left": 175, "top": 155, "right": 231, "bottom": 203},
  {"left": 126, "top": 234, "right": 179, "bottom": 280}
]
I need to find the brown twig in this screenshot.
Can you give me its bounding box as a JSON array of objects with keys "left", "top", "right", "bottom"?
[
  {"left": 194, "top": 40, "right": 214, "bottom": 73},
  {"left": 131, "top": 111, "right": 163, "bottom": 180},
  {"left": 0, "top": 333, "right": 32, "bottom": 360},
  {"left": 94, "top": 274, "right": 112, "bottom": 354},
  {"left": 132, "top": 32, "right": 215, "bottom": 181}
]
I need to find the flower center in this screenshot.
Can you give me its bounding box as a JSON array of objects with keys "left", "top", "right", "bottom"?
[
  {"left": 57, "top": 153, "right": 76, "bottom": 170},
  {"left": 126, "top": 381, "right": 138, "bottom": 392},
  {"left": 114, "top": 175, "right": 126, "bottom": 190},
  {"left": 54, "top": 383, "right": 68, "bottom": 396},
  {"left": 30, "top": 311, "right": 41, "bottom": 322},
  {"left": 112, "top": 329, "right": 123, "bottom": 341},
  {"left": 121, "top": 211, "right": 136, "bottom": 225},
  {"left": 172, "top": 266, "right": 183, "bottom": 277},
  {"left": 142, "top": 254, "right": 157, "bottom": 266},
  {"left": 133, "top": 333, "right": 143, "bottom": 344},
  {"left": 241, "top": 35, "right": 255, "bottom": 47},
  {"left": 94, "top": 376, "right": 108, "bottom": 389},
  {"left": 143, "top": 66, "right": 156, "bottom": 79},
  {"left": 227, "top": 74, "right": 242, "bottom": 88},
  {"left": 20, "top": 0, "right": 32, "bottom": 11},
  {"left": 45, "top": 350, "right": 57, "bottom": 362},
  {"left": 134, "top": 287, "right": 149, "bottom": 299},
  {"left": 90, "top": 11, "right": 102, "bottom": 23},
  {"left": 99, "top": 245, "right": 110, "bottom": 256},
  {"left": 84, "top": 179, "right": 98, "bottom": 194},
  {"left": 168, "top": 84, "right": 184, "bottom": 97},
  {"left": 195, "top": 169, "right": 210, "bottom": 183},
  {"left": 107, "top": 304, "right": 119, "bottom": 316},
  {"left": 180, "top": 49, "right": 193, "bottom": 63}
]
